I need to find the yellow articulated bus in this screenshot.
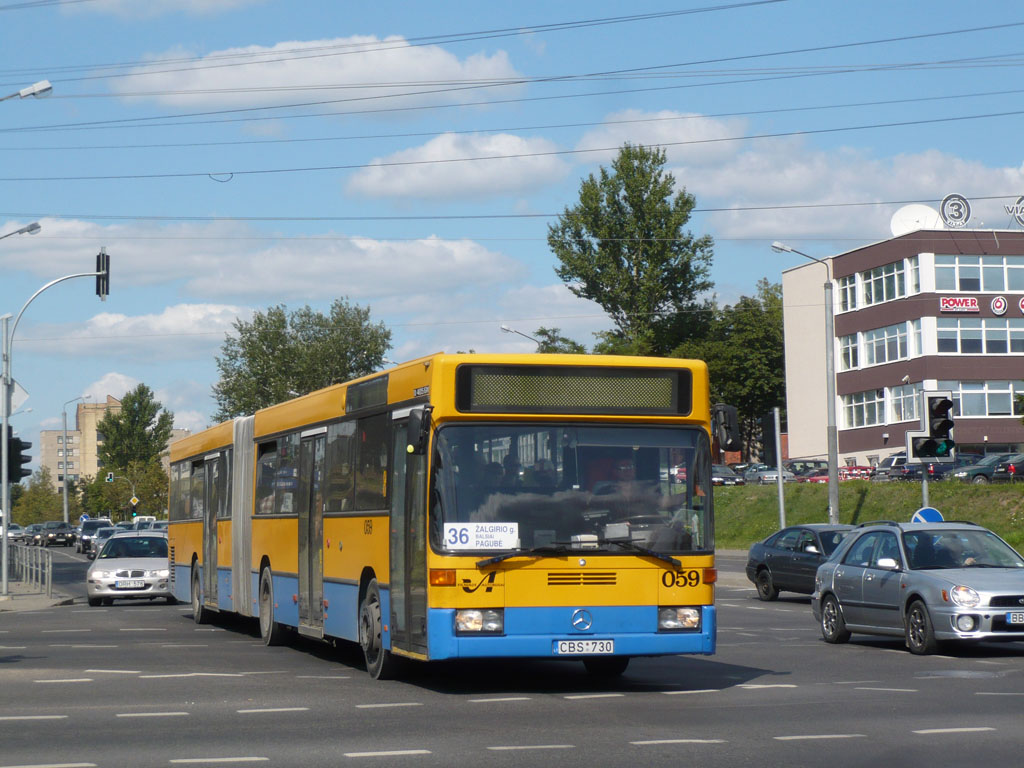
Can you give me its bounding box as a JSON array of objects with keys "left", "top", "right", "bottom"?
[{"left": 168, "top": 353, "right": 735, "bottom": 679}]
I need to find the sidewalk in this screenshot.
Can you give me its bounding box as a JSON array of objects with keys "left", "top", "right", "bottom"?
[{"left": 0, "top": 581, "right": 76, "bottom": 612}]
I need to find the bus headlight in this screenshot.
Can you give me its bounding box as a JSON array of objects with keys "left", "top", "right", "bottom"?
[
  {"left": 659, "top": 607, "right": 700, "bottom": 631},
  {"left": 950, "top": 585, "right": 980, "bottom": 607},
  {"left": 455, "top": 608, "right": 504, "bottom": 634}
]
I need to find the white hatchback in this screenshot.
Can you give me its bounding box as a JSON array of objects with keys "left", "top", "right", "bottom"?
[{"left": 86, "top": 531, "right": 175, "bottom": 606}]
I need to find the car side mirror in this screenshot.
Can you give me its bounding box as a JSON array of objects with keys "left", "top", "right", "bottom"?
[
  {"left": 876, "top": 557, "right": 899, "bottom": 570},
  {"left": 804, "top": 544, "right": 820, "bottom": 555}
]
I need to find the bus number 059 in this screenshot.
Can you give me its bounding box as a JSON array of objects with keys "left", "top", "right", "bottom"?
[{"left": 662, "top": 570, "right": 701, "bottom": 588}]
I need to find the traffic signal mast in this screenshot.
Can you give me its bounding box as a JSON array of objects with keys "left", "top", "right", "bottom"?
[
  {"left": 906, "top": 391, "right": 956, "bottom": 464},
  {"left": 5, "top": 425, "right": 31, "bottom": 481}
]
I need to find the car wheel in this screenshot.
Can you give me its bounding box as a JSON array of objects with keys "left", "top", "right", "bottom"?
[
  {"left": 906, "top": 599, "right": 938, "bottom": 655},
  {"left": 258, "top": 567, "right": 285, "bottom": 647},
  {"left": 191, "top": 567, "right": 210, "bottom": 624},
  {"left": 972, "top": 475, "right": 988, "bottom": 485},
  {"left": 583, "top": 657, "right": 630, "bottom": 677},
  {"left": 88, "top": 597, "right": 101, "bottom": 607},
  {"left": 359, "top": 578, "right": 396, "bottom": 680},
  {"left": 820, "top": 594, "right": 851, "bottom": 644},
  {"left": 756, "top": 569, "right": 779, "bottom": 601}
]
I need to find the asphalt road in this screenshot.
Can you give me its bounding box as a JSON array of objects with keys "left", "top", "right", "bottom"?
[{"left": 1, "top": 552, "right": 1022, "bottom": 767}]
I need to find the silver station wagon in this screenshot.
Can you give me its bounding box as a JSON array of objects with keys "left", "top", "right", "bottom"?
[{"left": 812, "top": 521, "right": 1024, "bottom": 654}]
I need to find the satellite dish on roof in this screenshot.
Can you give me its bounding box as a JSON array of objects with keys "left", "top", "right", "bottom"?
[{"left": 890, "top": 204, "right": 943, "bottom": 237}]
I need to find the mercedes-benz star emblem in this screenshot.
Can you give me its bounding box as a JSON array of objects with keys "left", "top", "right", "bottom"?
[{"left": 571, "top": 609, "right": 593, "bottom": 631}]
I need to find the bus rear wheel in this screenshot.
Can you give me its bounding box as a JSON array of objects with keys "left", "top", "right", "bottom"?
[
  {"left": 259, "top": 567, "right": 285, "bottom": 646},
  {"left": 583, "top": 657, "right": 630, "bottom": 677},
  {"left": 359, "top": 579, "right": 395, "bottom": 680}
]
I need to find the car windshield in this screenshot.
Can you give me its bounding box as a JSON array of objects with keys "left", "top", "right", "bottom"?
[
  {"left": 904, "top": 529, "right": 1024, "bottom": 569},
  {"left": 976, "top": 454, "right": 1008, "bottom": 467},
  {"left": 430, "top": 423, "right": 713, "bottom": 555},
  {"left": 819, "top": 530, "right": 849, "bottom": 556},
  {"left": 97, "top": 536, "right": 168, "bottom": 560},
  {"left": 712, "top": 465, "right": 736, "bottom": 476}
]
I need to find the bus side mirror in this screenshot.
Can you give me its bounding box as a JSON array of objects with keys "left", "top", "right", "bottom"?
[
  {"left": 712, "top": 403, "right": 741, "bottom": 452},
  {"left": 406, "top": 406, "right": 432, "bottom": 455}
]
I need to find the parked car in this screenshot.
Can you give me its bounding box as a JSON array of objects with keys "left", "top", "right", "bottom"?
[
  {"left": 871, "top": 452, "right": 907, "bottom": 481},
  {"left": 88, "top": 526, "right": 118, "bottom": 560},
  {"left": 151, "top": 520, "right": 168, "bottom": 532},
  {"left": 711, "top": 465, "right": 745, "bottom": 486},
  {"left": 746, "top": 524, "right": 854, "bottom": 601},
  {"left": 744, "top": 466, "right": 796, "bottom": 484},
  {"left": 86, "top": 531, "right": 175, "bottom": 606},
  {"left": 784, "top": 460, "right": 828, "bottom": 477},
  {"left": 76, "top": 518, "right": 114, "bottom": 555},
  {"left": 991, "top": 453, "right": 1024, "bottom": 483},
  {"left": 812, "top": 521, "right": 1024, "bottom": 654},
  {"left": 41, "top": 520, "right": 74, "bottom": 547},
  {"left": 948, "top": 453, "right": 1016, "bottom": 484}
]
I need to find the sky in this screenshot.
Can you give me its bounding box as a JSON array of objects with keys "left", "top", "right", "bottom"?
[{"left": 3, "top": 0, "right": 1024, "bottom": 466}]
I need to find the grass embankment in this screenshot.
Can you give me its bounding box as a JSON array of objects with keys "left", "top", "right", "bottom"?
[{"left": 714, "top": 480, "right": 1024, "bottom": 550}]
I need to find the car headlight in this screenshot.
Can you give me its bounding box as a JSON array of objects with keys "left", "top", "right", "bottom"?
[
  {"left": 659, "top": 606, "right": 701, "bottom": 631},
  {"left": 950, "top": 585, "right": 980, "bottom": 607},
  {"left": 91, "top": 570, "right": 112, "bottom": 579},
  {"left": 145, "top": 569, "right": 170, "bottom": 579},
  {"left": 455, "top": 608, "right": 504, "bottom": 634}
]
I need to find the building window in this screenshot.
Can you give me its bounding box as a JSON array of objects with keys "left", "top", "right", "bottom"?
[
  {"left": 889, "top": 383, "right": 921, "bottom": 423},
  {"left": 842, "top": 389, "right": 886, "bottom": 428},
  {"left": 908, "top": 255, "right": 920, "bottom": 294},
  {"left": 939, "top": 380, "right": 1024, "bottom": 417},
  {"left": 838, "top": 275, "right": 857, "bottom": 312},
  {"left": 57, "top": 449, "right": 64, "bottom": 457},
  {"left": 863, "top": 323, "right": 908, "bottom": 366},
  {"left": 937, "top": 318, "right": 1024, "bottom": 354},
  {"left": 58, "top": 461, "right": 64, "bottom": 469},
  {"left": 862, "top": 262, "right": 905, "bottom": 306},
  {"left": 936, "top": 254, "right": 1024, "bottom": 291},
  {"left": 839, "top": 334, "right": 859, "bottom": 371},
  {"left": 57, "top": 436, "right": 63, "bottom": 444}
]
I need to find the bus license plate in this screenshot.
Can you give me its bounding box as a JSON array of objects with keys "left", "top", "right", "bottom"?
[
  {"left": 116, "top": 580, "right": 145, "bottom": 589},
  {"left": 1007, "top": 612, "right": 1024, "bottom": 625},
  {"left": 555, "top": 639, "right": 614, "bottom": 655}
]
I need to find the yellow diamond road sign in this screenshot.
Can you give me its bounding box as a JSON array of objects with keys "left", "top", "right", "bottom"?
[{"left": 130, "top": 496, "right": 139, "bottom": 506}]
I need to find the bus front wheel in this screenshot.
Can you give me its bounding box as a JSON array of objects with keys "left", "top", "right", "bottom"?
[
  {"left": 359, "top": 579, "right": 395, "bottom": 680},
  {"left": 191, "top": 567, "right": 210, "bottom": 624},
  {"left": 259, "top": 567, "right": 285, "bottom": 646}
]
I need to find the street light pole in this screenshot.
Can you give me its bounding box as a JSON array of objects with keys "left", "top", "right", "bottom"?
[
  {"left": 500, "top": 324, "right": 541, "bottom": 346},
  {"left": 62, "top": 395, "right": 91, "bottom": 525},
  {"left": 772, "top": 241, "right": 840, "bottom": 525},
  {"left": 0, "top": 80, "right": 52, "bottom": 103}
]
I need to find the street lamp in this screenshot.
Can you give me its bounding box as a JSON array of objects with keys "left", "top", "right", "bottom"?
[
  {"left": 62, "top": 395, "right": 91, "bottom": 525},
  {"left": 772, "top": 241, "right": 840, "bottom": 525},
  {"left": 0, "top": 80, "right": 52, "bottom": 103},
  {"left": 500, "top": 324, "right": 540, "bottom": 346},
  {"left": 0, "top": 222, "right": 41, "bottom": 241}
]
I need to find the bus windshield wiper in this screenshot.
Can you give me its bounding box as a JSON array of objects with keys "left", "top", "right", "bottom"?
[
  {"left": 606, "top": 540, "right": 681, "bottom": 567},
  {"left": 476, "top": 545, "right": 572, "bottom": 568}
]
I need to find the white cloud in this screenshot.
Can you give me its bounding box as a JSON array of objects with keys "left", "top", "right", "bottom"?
[
  {"left": 346, "top": 133, "right": 569, "bottom": 199},
  {"left": 110, "top": 37, "right": 521, "bottom": 110},
  {"left": 84, "top": 373, "right": 140, "bottom": 403}
]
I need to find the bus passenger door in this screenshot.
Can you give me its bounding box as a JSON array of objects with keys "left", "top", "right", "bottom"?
[
  {"left": 201, "top": 456, "right": 218, "bottom": 609},
  {"left": 389, "top": 417, "right": 428, "bottom": 656},
  {"left": 298, "top": 430, "right": 326, "bottom": 637}
]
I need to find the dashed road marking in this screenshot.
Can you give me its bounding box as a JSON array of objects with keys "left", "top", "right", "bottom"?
[
  {"left": 631, "top": 739, "right": 725, "bottom": 745},
  {"left": 469, "top": 697, "right": 531, "bottom": 703},
  {"left": 85, "top": 669, "right": 139, "bottom": 674},
  {"left": 34, "top": 678, "right": 93, "bottom": 684},
  {"left": 169, "top": 759, "right": 269, "bottom": 764},
  {"left": 116, "top": 712, "right": 189, "bottom": 718},
  {"left": 0, "top": 715, "right": 69, "bottom": 721},
  {"left": 775, "top": 734, "right": 866, "bottom": 741},
  {"left": 343, "top": 750, "right": 430, "bottom": 758},
  {"left": 237, "top": 707, "right": 309, "bottom": 714},
  {"left": 855, "top": 687, "right": 917, "bottom": 693},
  {"left": 564, "top": 693, "right": 624, "bottom": 700},
  {"left": 355, "top": 703, "right": 422, "bottom": 709},
  {"left": 487, "top": 745, "right": 574, "bottom": 751},
  {"left": 912, "top": 727, "right": 995, "bottom": 735},
  {"left": 662, "top": 689, "right": 720, "bottom": 695}
]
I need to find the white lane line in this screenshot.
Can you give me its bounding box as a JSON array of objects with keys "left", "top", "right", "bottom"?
[
  {"left": 86, "top": 669, "right": 140, "bottom": 674},
  {"left": 343, "top": 750, "right": 430, "bottom": 758},
  {"left": 0, "top": 715, "right": 69, "bottom": 721},
  {"left": 739, "top": 684, "right": 797, "bottom": 689},
  {"left": 469, "top": 697, "right": 532, "bottom": 703},
  {"left": 662, "top": 689, "right": 720, "bottom": 695},
  {"left": 833, "top": 680, "right": 881, "bottom": 685},
  {"left": 169, "top": 759, "right": 269, "bottom": 764},
  {"left": 855, "top": 687, "right": 917, "bottom": 693},
  {"left": 355, "top": 703, "right": 423, "bottom": 709},
  {"left": 487, "top": 745, "right": 574, "bottom": 751},
  {"left": 912, "top": 727, "right": 996, "bottom": 735},
  {"left": 631, "top": 739, "right": 726, "bottom": 745},
  {"left": 0, "top": 763, "right": 97, "bottom": 768},
  {"left": 116, "top": 712, "right": 189, "bottom": 718},
  {"left": 140, "top": 672, "right": 244, "bottom": 678},
  {"left": 237, "top": 707, "right": 309, "bottom": 714},
  {"left": 0, "top": 646, "right": 27, "bottom": 650},
  {"left": 564, "top": 693, "right": 625, "bottom": 700},
  {"left": 34, "top": 679, "right": 93, "bottom": 684},
  {"left": 161, "top": 644, "right": 209, "bottom": 648},
  {"left": 297, "top": 675, "right": 350, "bottom": 679},
  {"left": 41, "top": 629, "right": 90, "bottom": 634},
  {"left": 976, "top": 692, "right": 1024, "bottom": 696},
  {"left": 774, "top": 734, "right": 867, "bottom": 741},
  {"left": 49, "top": 645, "right": 117, "bottom": 649},
  {"left": 118, "top": 628, "right": 166, "bottom": 632}
]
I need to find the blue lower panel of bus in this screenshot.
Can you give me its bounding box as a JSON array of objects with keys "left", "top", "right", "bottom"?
[
  {"left": 426, "top": 605, "right": 716, "bottom": 659},
  {"left": 171, "top": 564, "right": 241, "bottom": 613}
]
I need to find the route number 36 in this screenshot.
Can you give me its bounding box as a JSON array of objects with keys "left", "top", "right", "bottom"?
[{"left": 662, "top": 570, "right": 701, "bottom": 588}]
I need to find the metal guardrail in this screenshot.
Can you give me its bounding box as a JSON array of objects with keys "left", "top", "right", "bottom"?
[{"left": 10, "top": 544, "right": 52, "bottom": 598}]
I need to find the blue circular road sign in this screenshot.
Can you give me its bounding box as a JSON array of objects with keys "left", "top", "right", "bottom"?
[{"left": 911, "top": 507, "right": 944, "bottom": 523}]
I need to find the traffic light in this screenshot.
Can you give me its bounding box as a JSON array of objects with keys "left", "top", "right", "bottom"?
[
  {"left": 96, "top": 248, "right": 110, "bottom": 301},
  {"left": 760, "top": 411, "right": 777, "bottom": 466},
  {"left": 911, "top": 393, "right": 956, "bottom": 460},
  {"left": 6, "top": 425, "right": 32, "bottom": 481},
  {"left": 131, "top": 503, "right": 138, "bottom": 518}
]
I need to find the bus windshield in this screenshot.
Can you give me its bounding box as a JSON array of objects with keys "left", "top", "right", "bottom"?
[{"left": 430, "top": 423, "right": 712, "bottom": 555}]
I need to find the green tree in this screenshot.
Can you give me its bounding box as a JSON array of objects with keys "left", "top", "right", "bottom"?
[
  {"left": 534, "top": 327, "right": 587, "bottom": 354},
  {"left": 12, "top": 467, "right": 61, "bottom": 525},
  {"left": 675, "top": 279, "right": 785, "bottom": 458},
  {"left": 548, "top": 143, "right": 714, "bottom": 356},
  {"left": 213, "top": 297, "right": 392, "bottom": 421},
  {"left": 82, "top": 461, "right": 169, "bottom": 522},
  {"left": 96, "top": 384, "right": 175, "bottom": 471}
]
